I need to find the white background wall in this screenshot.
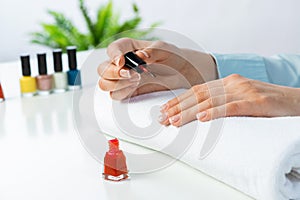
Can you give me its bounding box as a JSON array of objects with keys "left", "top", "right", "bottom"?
[{"left": 1, "top": 0, "right": 300, "bottom": 62}]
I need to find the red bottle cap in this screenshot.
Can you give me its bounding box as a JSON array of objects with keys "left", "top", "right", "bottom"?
[
  {"left": 109, "top": 138, "right": 119, "bottom": 150},
  {"left": 0, "top": 82, "right": 5, "bottom": 102},
  {"left": 103, "top": 138, "right": 129, "bottom": 181}
]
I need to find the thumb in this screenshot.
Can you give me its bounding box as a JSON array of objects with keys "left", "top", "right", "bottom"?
[
  {"left": 135, "top": 41, "right": 179, "bottom": 64},
  {"left": 107, "top": 38, "right": 152, "bottom": 66}
]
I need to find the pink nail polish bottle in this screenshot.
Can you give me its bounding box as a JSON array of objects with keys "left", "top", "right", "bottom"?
[{"left": 36, "top": 53, "right": 53, "bottom": 95}]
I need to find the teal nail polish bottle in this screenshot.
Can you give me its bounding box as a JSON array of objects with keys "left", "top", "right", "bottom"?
[{"left": 67, "top": 46, "right": 81, "bottom": 90}]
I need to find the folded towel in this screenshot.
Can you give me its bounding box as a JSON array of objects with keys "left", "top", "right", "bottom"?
[{"left": 92, "top": 88, "right": 300, "bottom": 200}]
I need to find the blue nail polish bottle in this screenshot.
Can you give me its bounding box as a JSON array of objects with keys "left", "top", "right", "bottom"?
[{"left": 67, "top": 46, "right": 82, "bottom": 90}]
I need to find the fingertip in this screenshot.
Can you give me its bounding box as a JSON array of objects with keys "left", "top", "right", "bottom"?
[
  {"left": 98, "top": 79, "right": 105, "bottom": 91},
  {"left": 196, "top": 111, "right": 208, "bottom": 121},
  {"left": 109, "top": 91, "right": 113, "bottom": 99},
  {"left": 168, "top": 114, "right": 181, "bottom": 126},
  {"left": 97, "top": 60, "right": 110, "bottom": 77},
  {"left": 112, "top": 55, "right": 123, "bottom": 66},
  {"left": 119, "top": 69, "right": 131, "bottom": 78},
  {"left": 158, "top": 113, "right": 167, "bottom": 122},
  {"left": 164, "top": 121, "right": 171, "bottom": 126},
  {"left": 171, "top": 122, "right": 181, "bottom": 127},
  {"left": 199, "top": 117, "right": 208, "bottom": 122},
  {"left": 118, "top": 55, "right": 125, "bottom": 67},
  {"left": 160, "top": 103, "right": 169, "bottom": 112},
  {"left": 159, "top": 120, "right": 169, "bottom": 126},
  {"left": 159, "top": 119, "right": 170, "bottom": 127},
  {"left": 136, "top": 50, "right": 150, "bottom": 59},
  {"left": 158, "top": 112, "right": 171, "bottom": 126}
]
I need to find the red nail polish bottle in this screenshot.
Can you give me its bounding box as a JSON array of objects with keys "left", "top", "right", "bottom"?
[
  {"left": 0, "top": 82, "right": 5, "bottom": 102},
  {"left": 103, "top": 138, "right": 129, "bottom": 181}
]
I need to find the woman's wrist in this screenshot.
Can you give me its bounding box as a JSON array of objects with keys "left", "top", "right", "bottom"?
[
  {"left": 181, "top": 48, "right": 218, "bottom": 85},
  {"left": 290, "top": 87, "right": 300, "bottom": 115}
]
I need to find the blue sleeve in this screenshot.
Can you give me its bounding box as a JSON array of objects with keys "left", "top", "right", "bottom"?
[
  {"left": 263, "top": 54, "right": 300, "bottom": 87},
  {"left": 212, "top": 53, "right": 300, "bottom": 87},
  {"left": 212, "top": 53, "right": 269, "bottom": 83}
]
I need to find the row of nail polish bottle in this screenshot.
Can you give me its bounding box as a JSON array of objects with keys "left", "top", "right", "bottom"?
[{"left": 19, "top": 46, "right": 82, "bottom": 97}]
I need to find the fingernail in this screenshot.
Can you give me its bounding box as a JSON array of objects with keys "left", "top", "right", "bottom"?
[
  {"left": 169, "top": 114, "right": 180, "bottom": 124},
  {"left": 158, "top": 113, "right": 168, "bottom": 122},
  {"left": 137, "top": 50, "right": 150, "bottom": 58},
  {"left": 114, "top": 56, "right": 122, "bottom": 65},
  {"left": 160, "top": 104, "right": 168, "bottom": 111},
  {"left": 120, "top": 69, "right": 131, "bottom": 78},
  {"left": 129, "top": 74, "right": 141, "bottom": 82},
  {"left": 196, "top": 111, "right": 207, "bottom": 120}
]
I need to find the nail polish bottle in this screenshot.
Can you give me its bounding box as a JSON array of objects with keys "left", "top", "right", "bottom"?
[
  {"left": 124, "top": 52, "right": 156, "bottom": 77},
  {"left": 103, "top": 138, "right": 129, "bottom": 181},
  {"left": 67, "top": 46, "right": 82, "bottom": 90},
  {"left": 36, "top": 53, "right": 53, "bottom": 95},
  {"left": 52, "top": 49, "right": 68, "bottom": 93},
  {"left": 0, "top": 82, "right": 4, "bottom": 102},
  {"left": 20, "top": 54, "right": 37, "bottom": 97}
]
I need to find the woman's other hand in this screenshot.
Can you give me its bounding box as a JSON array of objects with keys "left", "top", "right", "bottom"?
[{"left": 159, "top": 74, "right": 300, "bottom": 126}]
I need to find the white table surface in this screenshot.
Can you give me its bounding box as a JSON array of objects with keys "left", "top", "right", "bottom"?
[{"left": 0, "top": 50, "right": 253, "bottom": 200}]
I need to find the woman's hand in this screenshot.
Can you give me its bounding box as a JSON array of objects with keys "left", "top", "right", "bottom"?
[
  {"left": 98, "top": 38, "right": 217, "bottom": 100},
  {"left": 159, "top": 74, "right": 300, "bottom": 127}
]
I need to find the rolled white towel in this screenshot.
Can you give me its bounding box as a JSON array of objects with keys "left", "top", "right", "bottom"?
[{"left": 92, "top": 88, "right": 300, "bottom": 200}]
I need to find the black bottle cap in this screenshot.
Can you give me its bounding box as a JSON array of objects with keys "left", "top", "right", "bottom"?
[
  {"left": 37, "top": 53, "right": 47, "bottom": 75},
  {"left": 67, "top": 46, "right": 77, "bottom": 70},
  {"left": 53, "top": 49, "right": 63, "bottom": 72},
  {"left": 20, "top": 54, "right": 31, "bottom": 76},
  {"left": 124, "top": 52, "right": 146, "bottom": 73}
]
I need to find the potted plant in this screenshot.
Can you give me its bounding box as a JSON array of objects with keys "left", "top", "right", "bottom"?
[{"left": 30, "top": 0, "right": 160, "bottom": 52}]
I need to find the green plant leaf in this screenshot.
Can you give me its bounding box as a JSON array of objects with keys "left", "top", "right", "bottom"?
[
  {"left": 79, "top": 0, "right": 96, "bottom": 45},
  {"left": 47, "top": 10, "right": 90, "bottom": 50},
  {"left": 30, "top": 0, "right": 162, "bottom": 50},
  {"left": 43, "top": 24, "right": 71, "bottom": 46},
  {"left": 118, "top": 16, "right": 142, "bottom": 33},
  {"left": 93, "top": 0, "right": 113, "bottom": 45},
  {"left": 30, "top": 32, "right": 59, "bottom": 49},
  {"left": 132, "top": 3, "right": 139, "bottom": 13},
  {"left": 150, "top": 21, "right": 163, "bottom": 28}
]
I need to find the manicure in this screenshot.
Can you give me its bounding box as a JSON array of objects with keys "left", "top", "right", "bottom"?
[
  {"left": 137, "top": 50, "right": 150, "bottom": 58},
  {"left": 158, "top": 113, "right": 168, "bottom": 122},
  {"left": 169, "top": 114, "right": 180, "bottom": 124},
  {"left": 120, "top": 69, "right": 131, "bottom": 78},
  {"left": 160, "top": 104, "right": 168, "bottom": 111},
  {"left": 114, "top": 55, "right": 122, "bottom": 66},
  {"left": 196, "top": 111, "right": 207, "bottom": 120}
]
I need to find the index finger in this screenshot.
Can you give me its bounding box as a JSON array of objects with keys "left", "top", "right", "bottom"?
[
  {"left": 107, "top": 38, "right": 152, "bottom": 66},
  {"left": 161, "top": 84, "right": 210, "bottom": 111}
]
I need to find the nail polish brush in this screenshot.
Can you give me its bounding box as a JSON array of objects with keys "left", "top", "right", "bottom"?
[{"left": 124, "top": 52, "right": 156, "bottom": 78}]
